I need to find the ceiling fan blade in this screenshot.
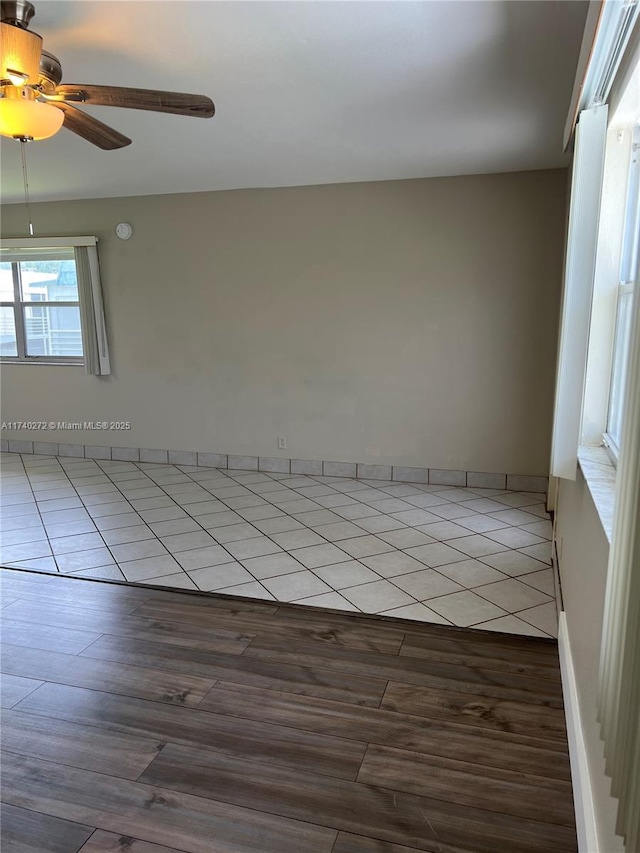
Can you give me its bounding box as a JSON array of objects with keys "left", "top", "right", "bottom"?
[
  {"left": 54, "top": 85, "right": 215, "bottom": 118},
  {"left": 52, "top": 102, "right": 131, "bottom": 150}
]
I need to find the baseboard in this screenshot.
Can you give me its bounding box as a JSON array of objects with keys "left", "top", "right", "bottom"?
[
  {"left": 0, "top": 439, "right": 549, "bottom": 494},
  {"left": 558, "top": 611, "right": 600, "bottom": 853}
]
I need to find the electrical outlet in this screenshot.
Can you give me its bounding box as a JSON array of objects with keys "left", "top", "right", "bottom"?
[{"left": 277, "top": 436, "right": 287, "bottom": 450}]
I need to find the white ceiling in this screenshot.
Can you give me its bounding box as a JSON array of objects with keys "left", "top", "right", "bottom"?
[{"left": 1, "top": 0, "right": 588, "bottom": 203}]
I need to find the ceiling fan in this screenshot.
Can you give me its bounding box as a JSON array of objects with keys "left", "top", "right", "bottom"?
[{"left": 0, "top": 0, "right": 215, "bottom": 149}]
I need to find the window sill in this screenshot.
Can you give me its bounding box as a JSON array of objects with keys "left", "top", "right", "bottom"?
[
  {"left": 577, "top": 445, "right": 616, "bottom": 543},
  {"left": 0, "top": 360, "right": 83, "bottom": 367}
]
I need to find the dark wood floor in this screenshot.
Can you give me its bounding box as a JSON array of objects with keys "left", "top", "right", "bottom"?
[{"left": 0, "top": 566, "right": 576, "bottom": 853}]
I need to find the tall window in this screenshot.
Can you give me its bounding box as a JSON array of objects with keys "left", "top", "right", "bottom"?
[
  {"left": 0, "top": 248, "right": 83, "bottom": 363},
  {"left": 604, "top": 126, "right": 639, "bottom": 460}
]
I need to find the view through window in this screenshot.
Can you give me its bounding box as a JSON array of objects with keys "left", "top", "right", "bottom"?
[{"left": 0, "top": 251, "right": 83, "bottom": 361}]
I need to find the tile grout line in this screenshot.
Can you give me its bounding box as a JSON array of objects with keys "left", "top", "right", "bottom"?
[
  {"left": 13, "top": 454, "right": 65, "bottom": 577},
  {"left": 45, "top": 456, "right": 136, "bottom": 581},
  {"left": 125, "top": 461, "right": 397, "bottom": 601},
  {"left": 201, "top": 469, "right": 437, "bottom": 609},
  {"left": 2, "top": 482, "right": 544, "bottom": 627},
  {"left": 15, "top": 456, "right": 288, "bottom": 590},
  {"left": 1, "top": 452, "right": 555, "bottom": 635},
  {"left": 138, "top": 462, "right": 356, "bottom": 595}
]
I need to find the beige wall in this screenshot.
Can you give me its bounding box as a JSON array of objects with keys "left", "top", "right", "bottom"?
[
  {"left": 555, "top": 472, "right": 624, "bottom": 852},
  {"left": 1, "top": 170, "right": 566, "bottom": 472}
]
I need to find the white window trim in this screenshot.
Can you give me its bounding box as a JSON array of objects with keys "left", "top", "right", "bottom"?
[
  {"left": 581, "top": 125, "right": 631, "bottom": 449},
  {"left": 550, "top": 104, "right": 609, "bottom": 480},
  {"left": 562, "top": 3, "right": 640, "bottom": 470},
  {"left": 603, "top": 125, "right": 640, "bottom": 463},
  {"left": 0, "top": 236, "right": 97, "bottom": 249},
  {"left": 603, "top": 279, "right": 637, "bottom": 463},
  {"left": 564, "top": 0, "right": 640, "bottom": 149}
]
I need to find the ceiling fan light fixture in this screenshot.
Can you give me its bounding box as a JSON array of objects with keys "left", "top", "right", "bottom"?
[
  {"left": 0, "top": 84, "right": 63, "bottom": 139},
  {"left": 1, "top": 0, "right": 215, "bottom": 151},
  {"left": 0, "top": 20, "right": 42, "bottom": 84}
]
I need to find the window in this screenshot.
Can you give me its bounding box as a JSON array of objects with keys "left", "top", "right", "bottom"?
[
  {"left": 604, "top": 126, "right": 639, "bottom": 461},
  {"left": 0, "top": 238, "right": 111, "bottom": 376},
  {"left": 0, "top": 249, "right": 83, "bottom": 362}
]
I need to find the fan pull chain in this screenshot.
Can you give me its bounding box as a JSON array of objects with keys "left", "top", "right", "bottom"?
[{"left": 19, "top": 139, "right": 34, "bottom": 236}]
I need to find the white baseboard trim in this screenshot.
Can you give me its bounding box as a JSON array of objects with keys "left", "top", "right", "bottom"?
[{"left": 558, "top": 611, "right": 600, "bottom": 853}]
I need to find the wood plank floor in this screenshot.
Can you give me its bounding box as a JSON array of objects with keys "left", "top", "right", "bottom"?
[{"left": 0, "top": 567, "right": 577, "bottom": 853}]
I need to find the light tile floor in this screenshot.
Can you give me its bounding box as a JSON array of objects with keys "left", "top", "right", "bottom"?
[{"left": 0, "top": 453, "right": 557, "bottom": 637}]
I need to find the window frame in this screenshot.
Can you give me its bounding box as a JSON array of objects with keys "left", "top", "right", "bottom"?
[
  {"left": 0, "top": 255, "right": 84, "bottom": 365},
  {"left": 603, "top": 125, "right": 639, "bottom": 464},
  {"left": 0, "top": 236, "right": 100, "bottom": 367}
]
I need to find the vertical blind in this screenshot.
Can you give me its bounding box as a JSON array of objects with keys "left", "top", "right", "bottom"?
[{"left": 75, "top": 245, "right": 110, "bottom": 376}]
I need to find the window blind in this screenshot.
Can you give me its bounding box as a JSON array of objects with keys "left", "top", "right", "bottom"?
[{"left": 74, "top": 244, "right": 110, "bottom": 376}]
